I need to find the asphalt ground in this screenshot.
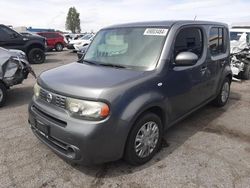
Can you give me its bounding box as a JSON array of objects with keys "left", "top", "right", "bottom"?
[{"left": 0, "top": 50, "right": 250, "bottom": 188}]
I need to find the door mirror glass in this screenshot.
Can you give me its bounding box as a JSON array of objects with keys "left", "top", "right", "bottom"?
[{"left": 175, "top": 52, "right": 198, "bottom": 66}]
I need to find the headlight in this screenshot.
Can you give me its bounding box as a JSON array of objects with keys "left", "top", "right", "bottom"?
[
  {"left": 33, "top": 82, "right": 41, "bottom": 98},
  {"left": 66, "top": 98, "right": 110, "bottom": 120}
]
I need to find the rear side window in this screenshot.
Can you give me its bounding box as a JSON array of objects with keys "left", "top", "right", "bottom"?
[
  {"left": 0, "top": 28, "right": 9, "bottom": 40},
  {"left": 174, "top": 27, "right": 203, "bottom": 58},
  {"left": 0, "top": 26, "right": 17, "bottom": 40},
  {"left": 47, "top": 33, "right": 57, "bottom": 38},
  {"left": 39, "top": 33, "right": 58, "bottom": 38},
  {"left": 209, "top": 27, "right": 227, "bottom": 56}
]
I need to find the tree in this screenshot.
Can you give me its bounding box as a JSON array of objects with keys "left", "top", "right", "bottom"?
[{"left": 65, "top": 7, "right": 81, "bottom": 33}]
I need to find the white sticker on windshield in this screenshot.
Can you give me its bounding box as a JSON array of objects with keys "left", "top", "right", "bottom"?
[{"left": 144, "top": 28, "right": 168, "bottom": 36}]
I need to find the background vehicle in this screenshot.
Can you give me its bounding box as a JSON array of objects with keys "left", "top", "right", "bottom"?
[
  {"left": 20, "top": 31, "right": 42, "bottom": 38},
  {"left": 230, "top": 28, "right": 250, "bottom": 43},
  {"left": 0, "top": 47, "right": 36, "bottom": 107},
  {"left": 0, "top": 24, "right": 46, "bottom": 64},
  {"left": 76, "top": 45, "right": 88, "bottom": 60},
  {"left": 37, "top": 32, "right": 67, "bottom": 51},
  {"left": 67, "top": 34, "right": 94, "bottom": 51},
  {"left": 29, "top": 21, "right": 232, "bottom": 166},
  {"left": 230, "top": 32, "right": 250, "bottom": 79}
]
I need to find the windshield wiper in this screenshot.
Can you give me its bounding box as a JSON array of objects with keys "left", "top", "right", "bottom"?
[
  {"left": 82, "top": 60, "right": 99, "bottom": 66},
  {"left": 99, "top": 63, "right": 127, "bottom": 69}
]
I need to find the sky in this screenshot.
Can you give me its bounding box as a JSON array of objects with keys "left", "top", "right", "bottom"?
[{"left": 0, "top": 0, "right": 250, "bottom": 32}]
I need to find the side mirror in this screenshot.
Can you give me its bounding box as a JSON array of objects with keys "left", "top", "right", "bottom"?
[{"left": 175, "top": 52, "right": 198, "bottom": 66}]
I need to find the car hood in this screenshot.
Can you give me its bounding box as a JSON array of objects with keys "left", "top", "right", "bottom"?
[
  {"left": 38, "top": 62, "right": 146, "bottom": 99},
  {"left": 69, "top": 39, "right": 90, "bottom": 44},
  {"left": 0, "top": 47, "right": 27, "bottom": 64},
  {"left": 0, "top": 47, "right": 12, "bottom": 65},
  {"left": 0, "top": 47, "right": 35, "bottom": 82}
]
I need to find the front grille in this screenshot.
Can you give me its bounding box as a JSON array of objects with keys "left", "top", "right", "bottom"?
[
  {"left": 40, "top": 88, "right": 66, "bottom": 109},
  {"left": 32, "top": 105, "right": 67, "bottom": 127}
]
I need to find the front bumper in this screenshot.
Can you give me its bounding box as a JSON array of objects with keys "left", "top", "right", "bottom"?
[
  {"left": 77, "top": 51, "right": 84, "bottom": 60},
  {"left": 28, "top": 97, "right": 128, "bottom": 165},
  {"left": 73, "top": 44, "right": 82, "bottom": 51},
  {"left": 67, "top": 44, "right": 75, "bottom": 50}
]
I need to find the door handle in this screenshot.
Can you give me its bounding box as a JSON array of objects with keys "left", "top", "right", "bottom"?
[
  {"left": 200, "top": 67, "right": 207, "bottom": 72},
  {"left": 221, "top": 60, "right": 226, "bottom": 67}
]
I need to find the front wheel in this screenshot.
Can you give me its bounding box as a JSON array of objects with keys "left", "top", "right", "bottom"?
[
  {"left": 0, "top": 82, "right": 7, "bottom": 107},
  {"left": 124, "top": 113, "right": 163, "bottom": 165},
  {"left": 213, "top": 78, "right": 231, "bottom": 107},
  {"left": 28, "top": 48, "right": 45, "bottom": 64}
]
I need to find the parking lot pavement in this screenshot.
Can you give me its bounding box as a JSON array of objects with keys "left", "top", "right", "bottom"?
[{"left": 0, "top": 50, "right": 250, "bottom": 188}]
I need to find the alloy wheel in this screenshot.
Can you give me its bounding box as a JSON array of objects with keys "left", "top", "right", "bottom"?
[
  {"left": 0, "top": 89, "right": 3, "bottom": 102},
  {"left": 134, "top": 121, "right": 159, "bottom": 158},
  {"left": 221, "top": 82, "right": 229, "bottom": 103}
]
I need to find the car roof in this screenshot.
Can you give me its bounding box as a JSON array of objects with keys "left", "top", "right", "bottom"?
[
  {"left": 37, "top": 32, "right": 61, "bottom": 34},
  {"left": 230, "top": 28, "right": 250, "bottom": 33},
  {"left": 102, "top": 20, "right": 227, "bottom": 29}
]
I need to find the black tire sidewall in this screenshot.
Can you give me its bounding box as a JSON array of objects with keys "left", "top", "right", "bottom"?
[
  {"left": 243, "top": 65, "right": 250, "bottom": 80},
  {"left": 125, "top": 113, "right": 163, "bottom": 165},
  {"left": 214, "top": 78, "right": 230, "bottom": 107},
  {"left": 28, "top": 48, "right": 45, "bottom": 64},
  {"left": 0, "top": 83, "right": 7, "bottom": 107}
]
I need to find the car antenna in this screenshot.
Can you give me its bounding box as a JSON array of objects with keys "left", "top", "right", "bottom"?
[{"left": 194, "top": 15, "right": 197, "bottom": 21}]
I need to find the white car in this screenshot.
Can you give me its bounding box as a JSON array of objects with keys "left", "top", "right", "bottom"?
[
  {"left": 230, "top": 29, "right": 250, "bottom": 79},
  {"left": 67, "top": 34, "right": 94, "bottom": 51}
]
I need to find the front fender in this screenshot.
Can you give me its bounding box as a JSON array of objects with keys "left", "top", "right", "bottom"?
[{"left": 120, "top": 91, "right": 167, "bottom": 133}]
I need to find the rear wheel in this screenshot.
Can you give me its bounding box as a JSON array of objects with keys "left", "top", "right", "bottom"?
[
  {"left": 124, "top": 113, "right": 163, "bottom": 165},
  {"left": 55, "top": 43, "right": 63, "bottom": 51},
  {"left": 0, "top": 82, "right": 7, "bottom": 107},
  {"left": 241, "top": 64, "right": 250, "bottom": 80},
  {"left": 213, "top": 78, "right": 230, "bottom": 107},
  {"left": 28, "top": 48, "right": 45, "bottom": 64}
]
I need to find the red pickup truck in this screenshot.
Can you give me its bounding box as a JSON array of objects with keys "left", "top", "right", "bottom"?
[{"left": 37, "top": 32, "right": 66, "bottom": 51}]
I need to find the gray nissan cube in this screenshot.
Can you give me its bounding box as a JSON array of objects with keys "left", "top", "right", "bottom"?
[{"left": 29, "top": 21, "right": 232, "bottom": 165}]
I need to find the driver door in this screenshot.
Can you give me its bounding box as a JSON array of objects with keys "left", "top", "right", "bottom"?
[{"left": 165, "top": 26, "right": 208, "bottom": 120}]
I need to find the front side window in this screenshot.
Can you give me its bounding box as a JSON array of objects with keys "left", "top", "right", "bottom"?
[
  {"left": 174, "top": 27, "right": 203, "bottom": 58},
  {"left": 83, "top": 27, "right": 168, "bottom": 70},
  {"left": 209, "top": 27, "right": 227, "bottom": 56}
]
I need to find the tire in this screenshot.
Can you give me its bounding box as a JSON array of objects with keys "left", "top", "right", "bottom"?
[
  {"left": 124, "top": 113, "right": 163, "bottom": 165},
  {"left": 213, "top": 78, "right": 230, "bottom": 107},
  {"left": 0, "top": 82, "right": 7, "bottom": 107},
  {"left": 55, "top": 43, "right": 63, "bottom": 52},
  {"left": 241, "top": 64, "right": 250, "bottom": 80},
  {"left": 28, "top": 48, "right": 45, "bottom": 64}
]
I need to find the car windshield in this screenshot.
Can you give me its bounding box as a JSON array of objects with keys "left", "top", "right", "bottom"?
[
  {"left": 83, "top": 27, "right": 168, "bottom": 70},
  {"left": 230, "top": 32, "right": 243, "bottom": 41},
  {"left": 230, "top": 31, "right": 250, "bottom": 43},
  {"left": 81, "top": 34, "right": 93, "bottom": 40}
]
